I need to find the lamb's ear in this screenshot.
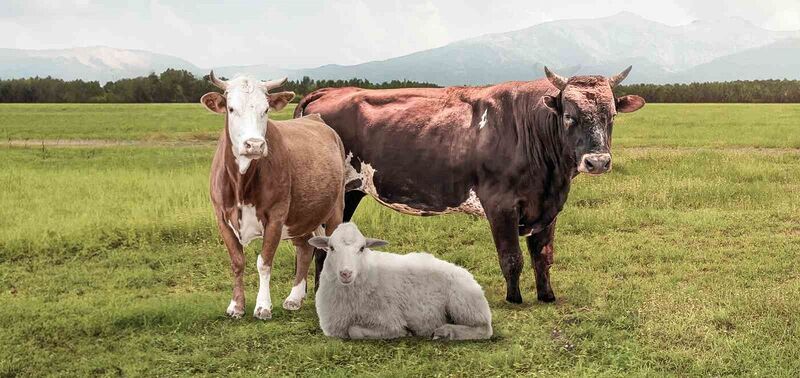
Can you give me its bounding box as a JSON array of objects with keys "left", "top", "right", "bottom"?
[
  {"left": 365, "top": 238, "right": 389, "bottom": 248},
  {"left": 308, "top": 236, "right": 329, "bottom": 249}
]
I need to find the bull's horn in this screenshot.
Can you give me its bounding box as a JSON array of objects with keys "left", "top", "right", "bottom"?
[
  {"left": 260, "top": 77, "right": 288, "bottom": 92},
  {"left": 608, "top": 66, "right": 633, "bottom": 88},
  {"left": 544, "top": 66, "right": 568, "bottom": 91},
  {"left": 209, "top": 70, "right": 228, "bottom": 90}
]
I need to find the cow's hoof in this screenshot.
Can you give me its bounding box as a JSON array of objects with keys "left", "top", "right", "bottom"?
[
  {"left": 282, "top": 298, "right": 302, "bottom": 311},
  {"left": 254, "top": 306, "right": 272, "bottom": 320},
  {"left": 226, "top": 301, "right": 245, "bottom": 319},
  {"left": 537, "top": 292, "right": 556, "bottom": 303},
  {"left": 432, "top": 325, "right": 456, "bottom": 340}
]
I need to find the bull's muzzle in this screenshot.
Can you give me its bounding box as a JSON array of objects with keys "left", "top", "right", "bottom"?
[{"left": 578, "top": 153, "right": 612, "bottom": 175}]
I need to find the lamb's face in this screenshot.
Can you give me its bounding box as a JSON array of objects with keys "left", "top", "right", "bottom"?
[{"left": 308, "top": 223, "right": 388, "bottom": 286}]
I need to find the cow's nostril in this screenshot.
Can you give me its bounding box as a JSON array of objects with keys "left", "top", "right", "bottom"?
[{"left": 602, "top": 159, "right": 611, "bottom": 170}]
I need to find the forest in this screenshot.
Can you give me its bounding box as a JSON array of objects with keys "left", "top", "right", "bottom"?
[{"left": 1, "top": 69, "right": 799, "bottom": 103}]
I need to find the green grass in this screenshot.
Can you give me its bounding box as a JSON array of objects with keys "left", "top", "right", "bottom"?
[
  {"left": 0, "top": 104, "right": 799, "bottom": 376},
  {"left": 0, "top": 103, "right": 297, "bottom": 142}
]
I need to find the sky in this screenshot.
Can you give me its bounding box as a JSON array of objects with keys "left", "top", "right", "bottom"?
[{"left": 1, "top": 0, "right": 799, "bottom": 69}]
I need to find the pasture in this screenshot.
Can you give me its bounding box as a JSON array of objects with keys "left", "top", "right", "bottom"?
[{"left": 0, "top": 103, "right": 798, "bottom": 376}]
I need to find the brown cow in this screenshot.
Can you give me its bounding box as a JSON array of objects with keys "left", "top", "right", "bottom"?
[
  {"left": 202, "top": 72, "right": 345, "bottom": 319},
  {"left": 295, "top": 67, "right": 645, "bottom": 304}
]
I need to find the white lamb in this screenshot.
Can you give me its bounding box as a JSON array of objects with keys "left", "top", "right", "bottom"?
[{"left": 308, "top": 222, "right": 493, "bottom": 340}]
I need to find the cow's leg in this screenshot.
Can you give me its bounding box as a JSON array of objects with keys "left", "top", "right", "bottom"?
[
  {"left": 526, "top": 221, "right": 557, "bottom": 303},
  {"left": 314, "top": 190, "right": 365, "bottom": 290},
  {"left": 215, "top": 217, "right": 246, "bottom": 318},
  {"left": 284, "top": 236, "right": 314, "bottom": 310},
  {"left": 254, "top": 220, "right": 284, "bottom": 320},
  {"left": 484, "top": 204, "right": 524, "bottom": 304}
]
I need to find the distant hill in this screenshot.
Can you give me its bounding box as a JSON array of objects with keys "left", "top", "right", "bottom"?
[
  {"left": 2, "top": 13, "right": 799, "bottom": 85},
  {"left": 0, "top": 46, "right": 201, "bottom": 83}
]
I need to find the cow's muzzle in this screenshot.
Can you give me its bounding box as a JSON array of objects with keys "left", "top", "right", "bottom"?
[
  {"left": 241, "top": 138, "right": 267, "bottom": 158},
  {"left": 578, "top": 153, "right": 612, "bottom": 175}
]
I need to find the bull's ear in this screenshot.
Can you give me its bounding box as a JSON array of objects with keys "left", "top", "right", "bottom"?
[
  {"left": 365, "top": 238, "right": 389, "bottom": 249},
  {"left": 201, "top": 92, "right": 226, "bottom": 114},
  {"left": 308, "top": 236, "right": 329, "bottom": 249},
  {"left": 616, "top": 95, "right": 645, "bottom": 113},
  {"left": 542, "top": 95, "right": 560, "bottom": 112},
  {"left": 268, "top": 91, "right": 295, "bottom": 111}
]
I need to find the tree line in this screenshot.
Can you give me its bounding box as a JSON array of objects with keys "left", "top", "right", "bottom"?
[
  {"left": 1, "top": 69, "right": 800, "bottom": 103},
  {"left": 0, "top": 69, "right": 438, "bottom": 103}
]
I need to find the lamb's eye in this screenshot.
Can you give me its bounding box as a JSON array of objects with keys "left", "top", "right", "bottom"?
[
  {"left": 328, "top": 246, "right": 334, "bottom": 252},
  {"left": 359, "top": 246, "right": 365, "bottom": 253},
  {"left": 228, "top": 107, "right": 234, "bottom": 113}
]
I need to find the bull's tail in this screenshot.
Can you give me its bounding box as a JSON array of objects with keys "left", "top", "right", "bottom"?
[{"left": 293, "top": 88, "right": 331, "bottom": 119}]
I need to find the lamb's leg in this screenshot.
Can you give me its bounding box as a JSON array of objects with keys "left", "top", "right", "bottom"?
[
  {"left": 433, "top": 324, "right": 492, "bottom": 340},
  {"left": 284, "top": 237, "right": 314, "bottom": 310},
  {"left": 254, "top": 221, "right": 284, "bottom": 320},
  {"left": 347, "top": 325, "right": 409, "bottom": 340}
]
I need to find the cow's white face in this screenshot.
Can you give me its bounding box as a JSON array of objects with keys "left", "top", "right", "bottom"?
[
  {"left": 201, "top": 74, "right": 294, "bottom": 174},
  {"left": 308, "top": 223, "right": 388, "bottom": 286}
]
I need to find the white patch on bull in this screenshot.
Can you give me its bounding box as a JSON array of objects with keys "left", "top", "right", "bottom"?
[
  {"left": 283, "top": 279, "right": 306, "bottom": 310},
  {"left": 479, "top": 109, "right": 488, "bottom": 129},
  {"left": 254, "top": 255, "right": 272, "bottom": 319}
]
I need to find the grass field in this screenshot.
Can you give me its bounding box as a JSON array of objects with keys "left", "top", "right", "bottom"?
[{"left": 0, "top": 103, "right": 798, "bottom": 376}]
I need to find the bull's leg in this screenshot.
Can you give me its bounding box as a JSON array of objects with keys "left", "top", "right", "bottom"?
[
  {"left": 314, "top": 200, "right": 344, "bottom": 291},
  {"left": 284, "top": 237, "right": 314, "bottom": 310},
  {"left": 314, "top": 191, "right": 365, "bottom": 290},
  {"left": 484, "top": 205, "right": 524, "bottom": 304},
  {"left": 526, "top": 221, "right": 557, "bottom": 303},
  {"left": 254, "top": 221, "right": 284, "bottom": 320},
  {"left": 215, "top": 216, "right": 246, "bottom": 318}
]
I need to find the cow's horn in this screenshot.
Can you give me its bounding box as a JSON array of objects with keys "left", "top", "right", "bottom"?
[
  {"left": 261, "top": 77, "right": 288, "bottom": 92},
  {"left": 608, "top": 66, "right": 632, "bottom": 88},
  {"left": 544, "top": 66, "right": 568, "bottom": 91},
  {"left": 209, "top": 70, "right": 228, "bottom": 90}
]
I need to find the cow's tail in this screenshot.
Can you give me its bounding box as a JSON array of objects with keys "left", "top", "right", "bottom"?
[{"left": 293, "top": 88, "right": 331, "bottom": 119}]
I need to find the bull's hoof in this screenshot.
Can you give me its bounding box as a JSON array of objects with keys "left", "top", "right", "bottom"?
[
  {"left": 506, "top": 292, "right": 523, "bottom": 304},
  {"left": 226, "top": 301, "right": 245, "bottom": 319},
  {"left": 282, "top": 298, "right": 302, "bottom": 311},
  {"left": 537, "top": 292, "right": 556, "bottom": 303},
  {"left": 254, "top": 306, "right": 272, "bottom": 320}
]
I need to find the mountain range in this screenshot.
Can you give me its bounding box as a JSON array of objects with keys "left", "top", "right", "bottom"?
[{"left": 2, "top": 12, "right": 799, "bottom": 85}]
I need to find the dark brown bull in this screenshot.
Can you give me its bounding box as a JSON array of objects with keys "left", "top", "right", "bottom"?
[
  {"left": 295, "top": 67, "right": 645, "bottom": 303},
  {"left": 203, "top": 72, "right": 345, "bottom": 319}
]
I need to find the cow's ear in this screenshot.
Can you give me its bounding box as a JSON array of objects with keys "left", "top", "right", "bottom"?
[
  {"left": 201, "top": 92, "right": 226, "bottom": 114},
  {"left": 268, "top": 91, "right": 295, "bottom": 111},
  {"left": 308, "top": 236, "right": 329, "bottom": 249},
  {"left": 542, "top": 95, "right": 560, "bottom": 112},
  {"left": 365, "top": 238, "right": 389, "bottom": 249},
  {"left": 616, "top": 95, "right": 645, "bottom": 113}
]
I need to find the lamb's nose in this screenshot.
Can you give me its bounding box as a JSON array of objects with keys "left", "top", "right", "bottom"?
[{"left": 339, "top": 270, "right": 353, "bottom": 281}]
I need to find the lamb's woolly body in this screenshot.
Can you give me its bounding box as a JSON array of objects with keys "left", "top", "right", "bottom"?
[{"left": 315, "top": 250, "right": 492, "bottom": 340}]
